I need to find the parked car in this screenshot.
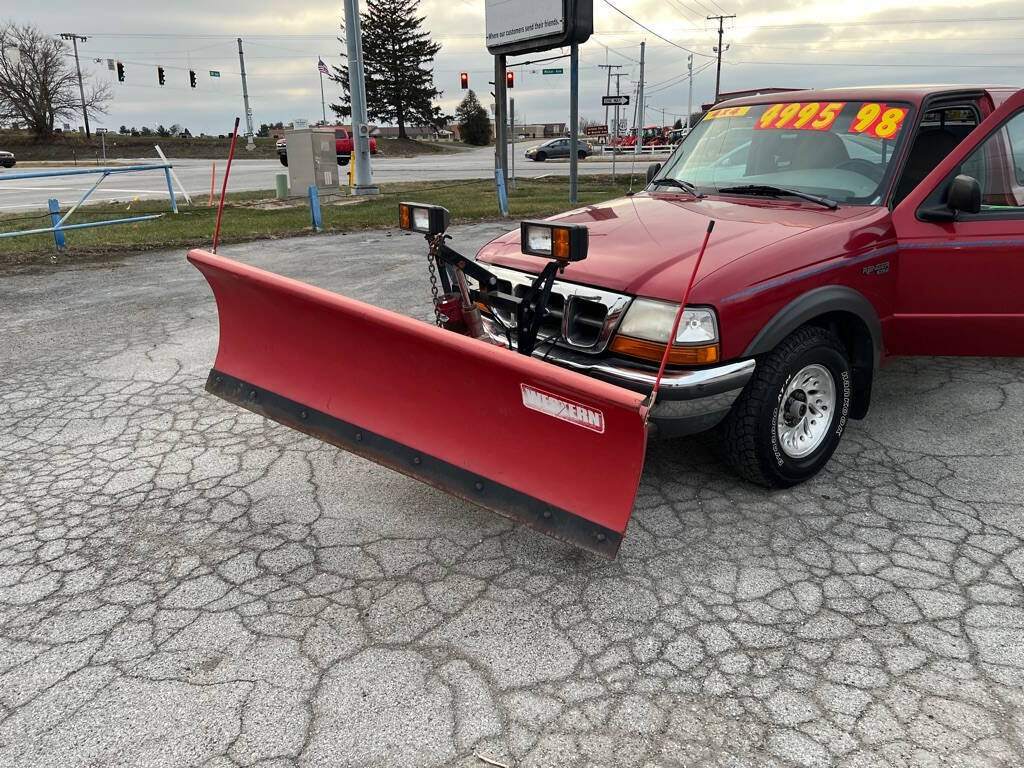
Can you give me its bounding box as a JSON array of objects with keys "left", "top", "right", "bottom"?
[
  {"left": 277, "top": 127, "right": 377, "bottom": 167},
  {"left": 0, "top": 150, "right": 15, "bottom": 168},
  {"left": 469, "top": 85, "right": 1024, "bottom": 486},
  {"left": 525, "top": 138, "right": 594, "bottom": 161}
]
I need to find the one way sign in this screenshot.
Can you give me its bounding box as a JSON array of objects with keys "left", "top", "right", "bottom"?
[{"left": 602, "top": 95, "right": 630, "bottom": 106}]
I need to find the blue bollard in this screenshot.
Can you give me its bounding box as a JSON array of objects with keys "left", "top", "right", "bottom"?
[
  {"left": 495, "top": 168, "right": 509, "bottom": 218},
  {"left": 48, "top": 199, "right": 66, "bottom": 250},
  {"left": 308, "top": 186, "right": 322, "bottom": 232}
]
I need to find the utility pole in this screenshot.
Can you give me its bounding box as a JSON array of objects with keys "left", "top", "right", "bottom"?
[
  {"left": 707, "top": 15, "right": 735, "bottom": 103},
  {"left": 686, "top": 53, "right": 694, "bottom": 131},
  {"left": 59, "top": 34, "right": 90, "bottom": 137},
  {"left": 237, "top": 38, "right": 255, "bottom": 150},
  {"left": 611, "top": 72, "right": 625, "bottom": 185},
  {"left": 598, "top": 64, "right": 622, "bottom": 140},
  {"left": 634, "top": 41, "right": 645, "bottom": 156},
  {"left": 344, "top": 0, "right": 379, "bottom": 194}
]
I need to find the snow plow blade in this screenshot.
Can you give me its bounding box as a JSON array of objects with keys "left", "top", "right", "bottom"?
[{"left": 189, "top": 249, "right": 648, "bottom": 558}]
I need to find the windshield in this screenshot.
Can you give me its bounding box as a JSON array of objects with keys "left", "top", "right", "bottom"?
[{"left": 655, "top": 100, "right": 915, "bottom": 205}]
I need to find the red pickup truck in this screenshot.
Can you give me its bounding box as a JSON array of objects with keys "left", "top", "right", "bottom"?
[
  {"left": 276, "top": 127, "right": 377, "bottom": 167},
  {"left": 189, "top": 84, "right": 1024, "bottom": 556},
  {"left": 469, "top": 85, "right": 1024, "bottom": 487}
]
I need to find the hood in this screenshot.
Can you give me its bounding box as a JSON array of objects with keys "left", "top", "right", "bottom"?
[{"left": 476, "top": 192, "right": 873, "bottom": 301}]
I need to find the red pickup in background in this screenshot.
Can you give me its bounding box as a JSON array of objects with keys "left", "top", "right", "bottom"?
[{"left": 276, "top": 127, "right": 377, "bottom": 167}]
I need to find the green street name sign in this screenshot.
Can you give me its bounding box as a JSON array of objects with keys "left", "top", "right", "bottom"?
[
  {"left": 209, "top": 70, "right": 221, "bottom": 78},
  {"left": 542, "top": 68, "right": 564, "bottom": 75}
]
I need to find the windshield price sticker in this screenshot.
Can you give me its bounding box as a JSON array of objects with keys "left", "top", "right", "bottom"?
[
  {"left": 754, "top": 102, "right": 845, "bottom": 132},
  {"left": 705, "top": 106, "right": 751, "bottom": 120},
  {"left": 848, "top": 103, "right": 909, "bottom": 140}
]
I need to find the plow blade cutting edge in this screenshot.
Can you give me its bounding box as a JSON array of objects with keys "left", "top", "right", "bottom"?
[{"left": 189, "top": 250, "right": 649, "bottom": 558}]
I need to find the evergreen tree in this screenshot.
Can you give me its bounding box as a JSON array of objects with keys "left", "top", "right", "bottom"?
[
  {"left": 455, "top": 90, "right": 491, "bottom": 146},
  {"left": 329, "top": 0, "right": 446, "bottom": 138},
  {"left": 673, "top": 118, "right": 683, "bottom": 130}
]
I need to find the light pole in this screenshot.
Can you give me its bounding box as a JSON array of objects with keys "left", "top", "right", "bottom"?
[
  {"left": 707, "top": 15, "right": 736, "bottom": 103},
  {"left": 59, "top": 33, "right": 90, "bottom": 137},
  {"left": 686, "top": 54, "right": 693, "bottom": 131},
  {"left": 343, "top": 0, "right": 379, "bottom": 195}
]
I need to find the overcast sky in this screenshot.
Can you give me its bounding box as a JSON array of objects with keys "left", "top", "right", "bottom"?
[{"left": 8, "top": 0, "right": 1024, "bottom": 135}]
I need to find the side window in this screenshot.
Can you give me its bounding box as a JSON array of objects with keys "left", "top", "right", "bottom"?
[
  {"left": 893, "top": 105, "right": 979, "bottom": 206},
  {"left": 959, "top": 111, "right": 1024, "bottom": 211},
  {"left": 1008, "top": 115, "right": 1024, "bottom": 185}
]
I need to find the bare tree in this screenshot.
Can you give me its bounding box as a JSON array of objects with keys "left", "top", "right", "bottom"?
[{"left": 0, "top": 23, "right": 111, "bottom": 137}]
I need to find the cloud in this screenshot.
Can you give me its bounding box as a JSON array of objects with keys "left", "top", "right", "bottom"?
[{"left": 7, "top": 0, "right": 1022, "bottom": 133}]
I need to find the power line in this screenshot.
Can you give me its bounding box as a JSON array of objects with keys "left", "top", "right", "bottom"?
[
  {"left": 599, "top": 0, "right": 715, "bottom": 57},
  {"left": 728, "top": 58, "right": 1024, "bottom": 69},
  {"left": 730, "top": 16, "right": 1024, "bottom": 30}
]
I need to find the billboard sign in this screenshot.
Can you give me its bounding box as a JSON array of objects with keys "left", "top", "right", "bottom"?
[
  {"left": 485, "top": 0, "right": 593, "bottom": 56},
  {"left": 585, "top": 125, "right": 607, "bottom": 136}
]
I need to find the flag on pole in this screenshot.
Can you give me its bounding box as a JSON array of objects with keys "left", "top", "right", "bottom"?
[{"left": 318, "top": 58, "right": 330, "bottom": 75}]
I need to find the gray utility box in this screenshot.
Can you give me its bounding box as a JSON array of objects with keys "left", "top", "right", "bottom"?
[{"left": 285, "top": 127, "right": 342, "bottom": 198}]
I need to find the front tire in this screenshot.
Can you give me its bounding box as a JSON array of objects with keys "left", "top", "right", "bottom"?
[
  {"left": 279, "top": 155, "right": 288, "bottom": 167},
  {"left": 534, "top": 152, "right": 547, "bottom": 162},
  {"left": 719, "top": 326, "right": 852, "bottom": 487}
]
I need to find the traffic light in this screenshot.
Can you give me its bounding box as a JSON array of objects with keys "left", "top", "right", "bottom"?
[
  {"left": 116, "top": 61, "right": 125, "bottom": 82},
  {"left": 506, "top": 71, "right": 514, "bottom": 89},
  {"left": 189, "top": 69, "right": 197, "bottom": 89},
  {"left": 157, "top": 66, "right": 165, "bottom": 86},
  {"left": 460, "top": 72, "right": 468, "bottom": 90}
]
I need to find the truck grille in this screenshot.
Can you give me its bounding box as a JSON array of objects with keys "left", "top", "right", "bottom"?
[{"left": 479, "top": 264, "right": 631, "bottom": 354}]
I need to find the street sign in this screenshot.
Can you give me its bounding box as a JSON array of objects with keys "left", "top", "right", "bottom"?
[
  {"left": 585, "top": 125, "right": 606, "bottom": 136},
  {"left": 209, "top": 70, "right": 221, "bottom": 78},
  {"left": 485, "top": 0, "right": 593, "bottom": 56},
  {"left": 542, "top": 68, "right": 564, "bottom": 75},
  {"left": 602, "top": 95, "right": 630, "bottom": 106},
  {"left": 95, "top": 128, "right": 108, "bottom": 134}
]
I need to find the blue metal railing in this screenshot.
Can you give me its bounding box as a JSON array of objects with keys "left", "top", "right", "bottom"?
[{"left": 0, "top": 162, "right": 180, "bottom": 250}]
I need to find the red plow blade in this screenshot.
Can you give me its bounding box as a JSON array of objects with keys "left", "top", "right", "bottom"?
[{"left": 189, "top": 250, "right": 649, "bottom": 558}]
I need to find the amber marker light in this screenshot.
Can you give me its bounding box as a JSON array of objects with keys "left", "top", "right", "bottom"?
[{"left": 610, "top": 336, "right": 720, "bottom": 365}]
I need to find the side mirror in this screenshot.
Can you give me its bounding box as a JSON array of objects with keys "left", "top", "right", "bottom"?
[
  {"left": 947, "top": 174, "right": 982, "bottom": 214},
  {"left": 646, "top": 163, "right": 662, "bottom": 184},
  {"left": 919, "top": 174, "right": 982, "bottom": 222}
]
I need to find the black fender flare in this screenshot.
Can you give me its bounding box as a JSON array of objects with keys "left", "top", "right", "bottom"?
[{"left": 743, "top": 285, "right": 882, "bottom": 419}]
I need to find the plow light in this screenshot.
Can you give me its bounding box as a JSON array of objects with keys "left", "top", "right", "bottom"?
[
  {"left": 520, "top": 221, "right": 589, "bottom": 262},
  {"left": 399, "top": 202, "right": 450, "bottom": 236}
]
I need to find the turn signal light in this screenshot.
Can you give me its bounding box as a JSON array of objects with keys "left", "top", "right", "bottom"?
[
  {"left": 610, "top": 336, "right": 720, "bottom": 365},
  {"left": 520, "top": 221, "right": 588, "bottom": 262},
  {"left": 399, "top": 202, "right": 450, "bottom": 235}
]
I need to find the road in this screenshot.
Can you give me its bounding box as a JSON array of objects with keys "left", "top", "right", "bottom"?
[
  {"left": 2, "top": 224, "right": 1023, "bottom": 767},
  {"left": 0, "top": 142, "right": 666, "bottom": 213}
]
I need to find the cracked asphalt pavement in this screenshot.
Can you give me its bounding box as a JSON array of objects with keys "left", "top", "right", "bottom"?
[{"left": 2, "top": 222, "right": 1024, "bottom": 767}]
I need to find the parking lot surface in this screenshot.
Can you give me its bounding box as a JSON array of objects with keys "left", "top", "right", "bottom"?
[{"left": 2, "top": 223, "right": 1023, "bottom": 767}]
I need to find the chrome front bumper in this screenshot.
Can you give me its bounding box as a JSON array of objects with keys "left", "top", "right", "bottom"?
[{"left": 481, "top": 316, "right": 756, "bottom": 437}]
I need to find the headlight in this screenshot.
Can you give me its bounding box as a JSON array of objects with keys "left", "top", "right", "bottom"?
[
  {"left": 617, "top": 299, "right": 718, "bottom": 344},
  {"left": 612, "top": 299, "right": 719, "bottom": 365}
]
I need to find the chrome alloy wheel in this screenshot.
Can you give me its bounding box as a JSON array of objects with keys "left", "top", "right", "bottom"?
[{"left": 776, "top": 364, "right": 836, "bottom": 459}]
